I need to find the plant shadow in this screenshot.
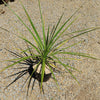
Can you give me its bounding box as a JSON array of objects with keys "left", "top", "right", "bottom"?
[
  {"left": 4, "top": 47, "right": 52, "bottom": 96},
  {"left": 0, "top": 0, "right": 15, "bottom": 5}
]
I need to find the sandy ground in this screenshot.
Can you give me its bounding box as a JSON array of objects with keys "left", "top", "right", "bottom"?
[{"left": 0, "top": 0, "right": 100, "bottom": 100}]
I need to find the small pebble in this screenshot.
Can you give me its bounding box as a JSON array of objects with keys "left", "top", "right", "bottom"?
[
  {"left": 0, "top": 9, "right": 5, "bottom": 14},
  {"left": 97, "top": 42, "right": 100, "bottom": 44}
]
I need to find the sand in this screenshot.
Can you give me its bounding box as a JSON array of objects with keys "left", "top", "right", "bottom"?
[{"left": 0, "top": 0, "right": 100, "bottom": 100}]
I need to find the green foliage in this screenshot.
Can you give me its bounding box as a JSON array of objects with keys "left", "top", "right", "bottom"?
[{"left": 1, "top": 0, "right": 100, "bottom": 93}]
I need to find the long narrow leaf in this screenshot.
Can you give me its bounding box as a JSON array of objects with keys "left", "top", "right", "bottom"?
[
  {"left": 29, "top": 61, "right": 41, "bottom": 82},
  {"left": 59, "top": 40, "right": 84, "bottom": 51},
  {"left": 49, "top": 13, "right": 64, "bottom": 45},
  {"left": 57, "top": 57, "right": 82, "bottom": 61},
  {"left": 0, "top": 56, "right": 33, "bottom": 72},
  {"left": 65, "top": 63, "right": 81, "bottom": 72},
  {"left": 65, "top": 27, "right": 98, "bottom": 36},
  {"left": 20, "top": 2, "right": 43, "bottom": 49},
  {"left": 69, "top": 27, "right": 100, "bottom": 40},
  {"left": 49, "top": 4, "right": 83, "bottom": 47},
  {"left": 18, "top": 35, "right": 40, "bottom": 54},
  {"left": 49, "top": 25, "right": 55, "bottom": 43},
  {"left": 47, "top": 63, "right": 59, "bottom": 87},
  {"left": 53, "top": 56, "right": 79, "bottom": 84},
  {"left": 51, "top": 16, "right": 78, "bottom": 48},
  {"left": 3, "top": 0, "right": 40, "bottom": 47},
  {"left": 53, "top": 51, "right": 99, "bottom": 60},
  {"left": 38, "top": 0, "right": 46, "bottom": 48},
  {"left": 53, "top": 27, "right": 100, "bottom": 49},
  {"left": 46, "top": 25, "right": 50, "bottom": 46},
  {"left": 40, "top": 58, "right": 46, "bottom": 91}
]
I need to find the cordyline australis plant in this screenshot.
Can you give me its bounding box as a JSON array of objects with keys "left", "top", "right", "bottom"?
[{"left": 1, "top": 0, "right": 100, "bottom": 95}]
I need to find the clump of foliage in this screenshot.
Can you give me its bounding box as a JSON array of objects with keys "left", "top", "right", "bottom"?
[{"left": 0, "top": 0, "right": 100, "bottom": 95}]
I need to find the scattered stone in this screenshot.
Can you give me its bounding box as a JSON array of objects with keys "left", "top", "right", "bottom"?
[
  {"left": 97, "top": 42, "right": 100, "bottom": 44},
  {"left": 0, "top": 9, "right": 5, "bottom": 14}
]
